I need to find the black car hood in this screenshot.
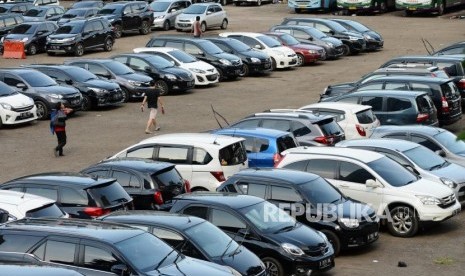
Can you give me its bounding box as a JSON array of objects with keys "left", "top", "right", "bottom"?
[
  {"left": 211, "top": 246, "right": 264, "bottom": 276},
  {"left": 331, "top": 199, "right": 376, "bottom": 219},
  {"left": 334, "top": 31, "right": 363, "bottom": 40},
  {"left": 121, "top": 72, "right": 153, "bottom": 82},
  {"left": 239, "top": 49, "right": 269, "bottom": 59},
  {"left": 270, "top": 223, "right": 326, "bottom": 248},
  {"left": 161, "top": 67, "right": 193, "bottom": 80},
  {"left": 48, "top": 33, "right": 78, "bottom": 39},
  {"left": 321, "top": 36, "right": 343, "bottom": 46},
  {"left": 363, "top": 30, "right": 382, "bottom": 41},
  {"left": 83, "top": 79, "right": 120, "bottom": 90},
  {"left": 213, "top": 52, "right": 241, "bottom": 62},
  {"left": 58, "top": 16, "right": 85, "bottom": 24},
  {"left": 146, "top": 256, "right": 234, "bottom": 275},
  {"left": 36, "top": 85, "right": 80, "bottom": 95}
]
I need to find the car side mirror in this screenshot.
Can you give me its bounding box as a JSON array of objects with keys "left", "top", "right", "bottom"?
[
  {"left": 65, "top": 79, "right": 73, "bottom": 85},
  {"left": 144, "top": 66, "right": 153, "bottom": 73},
  {"left": 435, "top": 150, "right": 446, "bottom": 157},
  {"left": 111, "top": 264, "right": 129, "bottom": 276},
  {"left": 0, "top": 211, "right": 9, "bottom": 223},
  {"left": 366, "top": 179, "right": 381, "bottom": 188},
  {"left": 97, "top": 73, "right": 112, "bottom": 79},
  {"left": 206, "top": 11, "right": 212, "bottom": 15},
  {"left": 16, "top": 83, "right": 27, "bottom": 90},
  {"left": 253, "top": 44, "right": 261, "bottom": 50},
  {"left": 170, "top": 8, "right": 177, "bottom": 13},
  {"left": 329, "top": 30, "right": 335, "bottom": 35},
  {"left": 197, "top": 50, "right": 204, "bottom": 56}
]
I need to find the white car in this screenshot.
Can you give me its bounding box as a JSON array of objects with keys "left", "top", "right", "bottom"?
[
  {"left": 175, "top": 3, "right": 228, "bottom": 32},
  {"left": 133, "top": 47, "right": 219, "bottom": 86},
  {"left": 107, "top": 133, "right": 249, "bottom": 191},
  {"left": 0, "top": 190, "right": 68, "bottom": 221},
  {"left": 0, "top": 82, "right": 37, "bottom": 127},
  {"left": 299, "top": 102, "right": 380, "bottom": 139},
  {"left": 276, "top": 146, "right": 461, "bottom": 237},
  {"left": 219, "top": 32, "right": 298, "bottom": 69}
]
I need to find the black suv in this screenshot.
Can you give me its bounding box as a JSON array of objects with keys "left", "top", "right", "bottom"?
[
  {"left": 217, "top": 168, "right": 380, "bottom": 256},
  {"left": 0, "top": 68, "right": 82, "bottom": 120},
  {"left": 170, "top": 193, "right": 335, "bottom": 275},
  {"left": 0, "top": 14, "right": 23, "bottom": 51},
  {"left": 81, "top": 158, "right": 191, "bottom": 210},
  {"left": 57, "top": 7, "right": 100, "bottom": 25},
  {"left": 1, "top": 21, "right": 57, "bottom": 55},
  {"left": 24, "top": 64, "right": 124, "bottom": 111},
  {"left": 146, "top": 36, "right": 243, "bottom": 80},
  {"left": 97, "top": 1, "right": 154, "bottom": 38},
  {"left": 64, "top": 58, "right": 153, "bottom": 102},
  {"left": 0, "top": 2, "right": 34, "bottom": 15},
  {"left": 46, "top": 18, "right": 114, "bottom": 56}
]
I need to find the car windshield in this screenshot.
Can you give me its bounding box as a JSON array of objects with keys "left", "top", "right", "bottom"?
[
  {"left": 0, "top": 7, "right": 9, "bottom": 13},
  {"left": 277, "top": 33, "right": 300, "bottom": 46},
  {"left": 0, "top": 82, "right": 18, "bottom": 97},
  {"left": 169, "top": 50, "right": 197, "bottom": 63},
  {"left": 103, "top": 61, "right": 134, "bottom": 75},
  {"left": 25, "top": 203, "right": 66, "bottom": 218},
  {"left": 24, "top": 8, "right": 45, "bottom": 17},
  {"left": 225, "top": 39, "right": 250, "bottom": 51},
  {"left": 146, "top": 55, "right": 175, "bottom": 69},
  {"left": 97, "top": 6, "right": 121, "bottom": 15},
  {"left": 62, "top": 9, "right": 87, "bottom": 18},
  {"left": 66, "top": 67, "right": 99, "bottom": 82},
  {"left": 299, "top": 177, "right": 344, "bottom": 205},
  {"left": 434, "top": 130, "right": 465, "bottom": 154},
  {"left": 240, "top": 201, "right": 296, "bottom": 234},
  {"left": 72, "top": 1, "right": 98, "bottom": 9},
  {"left": 257, "top": 35, "right": 281, "bottom": 48},
  {"left": 402, "top": 146, "right": 447, "bottom": 171},
  {"left": 198, "top": 41, "right": 224, "bottom": 54},
  {"left": 115, "top": 232, "right": 178, "bottom": 272},
  {"left": 343, "top": 21, "right": 369, "bottom": 32},
  {"left": 18, "top": 71, "right": 57, "bottom": 87},
  {"left": 185, "top": 221, "right": 238, "bottom": 258},
  {"left": 305, "top": 27, "right": 327, "bottom": 39},
  {"left": 11, "top": 24, "right": 37, "bottom": 34},
  {"left": 367, "top": 156, "right": 418, "bottom": 187},
  {"left": 317, "top": 119, "right": 343, "bottom": 136},
  {"left": 150, "top": 1, "right": 170, "bottom": 12},
  {"left": 183, "top": 5, "right": 206, "bottom": 14},
  {"left": 55, "top": 23, "right": 83, "bottom": 34}
]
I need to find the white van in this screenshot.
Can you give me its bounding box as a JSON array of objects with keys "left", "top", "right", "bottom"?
[{"left": 108, "top": 133, "right": 249, "bottom": 191}]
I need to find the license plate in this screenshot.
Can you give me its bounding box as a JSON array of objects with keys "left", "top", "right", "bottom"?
[
  {"left": 319, "top": 258, "right": 332, "bottom": 269},
  {"left": 51, "top": 45, "right": 59, "bottom": 50},
  {"left": 349, "top": 6, "right": 356, "bottom": 9},
  {"left": 367, "top": 231, "right": 378, "bottom": 242},
  {"left": 19, "top": 112, "right": 31, "bottom": 119},
  {"left": 408, "top": 7, "right": 416, "bottom": 10}
]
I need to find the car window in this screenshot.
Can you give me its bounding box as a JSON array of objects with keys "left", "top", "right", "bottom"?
[
  {"left": 282, "top": 160, "right": 307, "bottom": 171},
  {"left": 84, "top": 245, "right": 119, "bottom": 272},
  {"left": 111, "top": 170, "right": 141, "bottom": 188},
  {"left": 318, "top": 110, "right": 345, "bottom": 122},
  {"left": 355, "top": 109, "right": 376, "bottom": 124},
  {"left": 291, "top": 121, "right": 311, "bottom": 137},
  {"left": 91, "top": 20, "right": 104, "bottom": 32},
  {"left": 437, "top": 62, "right": 457, "bottom": 76},
  {"left": 411, "top": 83, "right": 433, "bottom": 94},
  {"left": 25, "top": 187, "right": 58, "bottom": 201},
  {"left": 3, "top": 74, "right": 23, "bottom": 87},
  {"left": 416, "top": 94, "right": 435, "bottom": 112},
  {"left": 26, "top": 203, "right": 65, "bottom": 218},
  {"left": 128, "top": 58, "right": 150, "bottom": 71},
  {"left": 357, "top": 83, "right": 383, "bottom": 91},
  {"left": 88, "top": 64, "right": 110, "bottom": 77},
  {"left": 261, "top": 119, "right": 290, "bottom": 132},
  {"left": 123, "top": 5, "right": 132, "bottom": 14},
  {"left": 306, "top": 159, "right": 337, "bottom": 179},
  {"left": 379, "top": 150, "right": 409, "bottom": 165},
  {"left": 339, "top": 161, "right": 375, "bottom": 184},
  {"left": 183, "top": 206, "right": 208, "bottom": 219},
  {"left": 383, "top": 134, "right": 408, "bottom": 140},
  {"left": 0, "top": 234, "right": 42, "bottom": 252},
  {"left": 385, "top": 82, "right": 409, "bottom": 90},
  {"left": 386, "top": 97, "right": 412, "bottom": 112},
  {"left": 152, "top": 227, "right": 184, "bottom": 249},
  {"left": 252, "top": 137, "right": 268, "bottom": 152},
  {"left": 211, "top": 209, "right": 246, "bottom": 232},
  {"left": 157, "top": 147, "right": 189, "bottom": 164},
  {"left": 277, "top": 135, "right": 298, "bottom": 152},
  {"left": 314, "top": 23, "right": 331, "bottom": 33},
  {"left": 337, "top": 96, "right": 359, "bottom": 104},
  {"left": 45, "top": 69, "right": 69, "bottom": 82},
  {"left": 292, "top": 30, "right": 309, "bottom": 39},
  {"left": 43, "top": 240, "right": 76, "bottom": 265},
  {"left": 164, "top": 41, "right": 182, "bottom": 49},
  {"left": 361, "top": 96, "right": 383, "bottom": 111},
  {"left": 411, "top": 135, "right": 442, "bottom": 152},
  {"left": 219, "top": 142, "right": 247, "bottom": 166},
  {"left": 125, "top": 146, "right": 154, "bottom": 159},
  {"left": 270, "top": 185, "right": 303, "bottom": 202},
  {"left": 237, "top": 182, "right": 267, "bottom": 198},
  {"left": 232, "top": 119, "right": 260, "bottom": 128},
  {"left": 317, "top": 119, "right": 343, "bottom": 136},
  {"left": 87, "top": 181, "right": 132, "bottom": 208},
  {"left": 60, "top": 187, "right": 89, "bottom": 206},
  {"left": 185, "top": 43, "right": 203, "bottom": 56},
  {"left": 192, "top": 148, "right": 212, "bottom": 165},
  {"left": 152, "top": 167, "right": 184, "bottom": 190},
  {"left": 4, "top": 17, "right": 15, "bottom": 26}
]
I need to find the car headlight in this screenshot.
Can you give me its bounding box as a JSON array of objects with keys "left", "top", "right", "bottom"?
[
  {"left": 0, "top": 37, "right": 4, "bottom": 43},
  {"left": 128, "top": 80, "right": 142, "bottom": 86},
  {"left": 440, "top": 177, "right": 458, "bottom": 189},
  {"left": 281, "top": 243, "right": 304, "bottom": 256},
  {"left": 62, "top": 36, "right": 76, "bottom": 43},
  {"left": 416, "top": 195, "right": 441, "bottom": 205},
  {"left": 154, "top": 15, "right": 165, "bottom": 20},
  {"left": 273, "top": 50, "right": 285, "bottom": 57},
  {"left": 349, "top": 36, "right": 359, "bottom": 41},
  {"left": 89, "top": 87, "right": 108, "bottom": 95},
  {"left": 317, "top": 231, "right": 329, "bottom": 242},
  {"left": 225, "top": 266, "right": 241, "bottom": 276},
  {"left": 46, "top": 36, "right": 51, "bottom": 41},
  {"left": 0, "top": 102, "right": 13, "bottom": 110},
  {"left": 189, "top": 68, "right": 206, "bottom": 74},
  {"left": 364, "top": 34, "right": 373, "bottom": 40},
  {"left": 326, "top": 42, "right": 334, "bottom": 47},
  {"left": 22, "top": 37, "right": 29, "bottom": 42},
  {"left": 308, "top": 50, "right": 317, "bottom": 54},
  {"left": 47, "top": 94, "right": 63, "bottom": 99},
  {"left": 250, "top": 57, "right": 260, "bottom": 63},
  {"left": 339, "top": 218, "right": 359, "bottom": 228},
  {"left": 165, "top": 74, "right": 177, "bottom": 80},
  {"left": 219, "top": 58, "right": 232, "bottom": 65}
]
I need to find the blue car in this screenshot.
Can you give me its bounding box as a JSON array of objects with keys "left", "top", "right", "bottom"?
[{"left": 213, "top": 128, "right": 299, "bottom": 167}]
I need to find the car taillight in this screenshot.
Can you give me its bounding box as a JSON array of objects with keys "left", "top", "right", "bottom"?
[
  {"left": 314, "top": 136, "right": 333, "bottom": 145},
  {"left": 273, "top": 153, "right": 282, "bottom": 166},
  {"left": 210, "top": 171, "right": 226, "bottom": 182},
  {"left": 441, "top": 96, "right": 450, "bottom": 113},
  {"left": 355, "top": 124, "right": 367, "bottom": 137},
  {"left": 416, "top": 113, "right": 429, "bottom": 123},
  {"left": 457, "top": 79, "right": 465, "bottom": 90},
  {"left": 154, "top": 191, "right": 164, "bottom": 205},
  {"left": 184, "top": 180, "right": 191, "bottom": 193},
  {"left": 83, "top": 207, "right": 110, "bottom": 218}
]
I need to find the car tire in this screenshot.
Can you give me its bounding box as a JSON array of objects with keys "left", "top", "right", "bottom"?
[
  {"left": 341, "top": 44, "right": 350, "bottom": 56},
  {"left": 216, "top": 67, "right": 224, "bottom": 81},
  {"left": 296, "top": 53, "right": 304, "bottom": 66},
  {"left": 256, "top": 0, "right": 261, "bottom": 6},
  {"left": 114, "top": 24, "right": 123, "bottom": 38},
  {"left": 35, "top": 100, "right": 48, "bottom": 120},
  {"left": 155, "top": 80, "right": 169, "bottom": 96},
  {"left": 163, "top": 20, "right": 170, "bottom": 31},
  {"left": 295, "top": 8, "right": 301, "bottom": 13},
  {"left": 239, "top": 63, "right": 249, "bottom": 77},
  {"left": 271, "top": 57, "right": 277, "bottom": 70},
  {"left": 262, "top": 257, "right": 284, "bottom": 276},
  {"left": 200, "top": 22, "right": 207, "bottom": 33},
  {"left": 104, "top": 38, "right": 113, "bottom": 52},
  {"left": 121, "top": 87, "right": 130, "bottom": 103},
  {"left": 28, "top": 43, "right": 38, "bottom": 55},
  {"left": 81, "top": 95, "right": 92, "bottom": 111},
  {"left": 220, "top": 19, "right": 228, "bottom": 30},
  {"left": 140, "top": 20, "right": 150, "bottom": 35},
  {"left": 405, "top": 10, "right": 413, "bottom": 16},
  {"left": 387, "top": 206, "right": 419, "bottom": 237},
  {"left": 74, "top": 43, "right": 84, "bottom": 56},
  {"left": 321, "top": 230, "right": 341, "bottom": 257}
]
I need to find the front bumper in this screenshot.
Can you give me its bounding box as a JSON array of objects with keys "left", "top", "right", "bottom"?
[
  {"left": 193, "top": 72, "right": 219, "bottom": 86},
  {"left": 339, "top": 221, "right": 380, "bottom": 249},
  {"left": 247, "top": 58, "right": 273, "bottom": 74},
  {"left": 274, "top": 55, "right": 298, "bottom": 69},
  {"left": 326, "top": 45, "right": 345, "bottom": 59},
  {"left": 125, "top": 85, "right": 152, "bottom": 99},
  {"left": 418, "top": 200, "right": 461, "bottom": 222},
  {"left": 175, "top": 22, "right": 193, "bottom": 31},
  {"left": 217, "top": 63, "right": 243, "bottom": 78},
  {"left": 168, "top": 79, "right": 195, "bottom": 92},
  {"left": 1, "top": 105, "right": 37, "bottom": 125},
  {"left": 93, "top": 88, "right": 125, "bottom": 107},
  {"left": 46, "top": 42, "right": 79, "bottom": 53}
]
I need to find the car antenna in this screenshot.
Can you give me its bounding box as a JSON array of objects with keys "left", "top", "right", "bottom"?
[
  {"left": 211, "top": 104, "right": 229, "bottom": 129},
  {"left": 421, "top": 38, "right": 435, "bottom": 55}
]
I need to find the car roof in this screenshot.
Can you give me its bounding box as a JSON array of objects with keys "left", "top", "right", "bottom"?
[
  {"left": 174, "top": 192, "right": 265, "bottom": 209},
  {"left": 190, "top": 2, "right": 219, "bottom": 6},
  {"left": 136, "top": 133, "right": 245, "bottom": 147},
  {"left": 371, "top": 125, "right": 445, "bottom": 136},
  {"left": 248, "top": 111, "right": 334, "bottom": 122},
  {"left": 388, "top": 55, "right": 465, "bottom": 61},
  {"left": 0, "top": 190, "right": 55, "bottom": 215},
  {"left": 362, "top": 75, "right": 451, "bottom": 83},
  {"left": 220, "top": 32, "right": 268, "bottom": 38},
  {"left": 87, "top": 157, "right": 174, "bottom": 172},
  {"left": 262, "top": 31, "right": 288, "bottom": 37},
  {"left": 337, "top": 138, "right": 419, "bottom": 152},
  {"left": 134, "top": 47, "right": 179, "bottom": 54},
  {"left": 345, "top": 89, "right": 427, "bottom": 97},
  {"left": 284, "top": 17, "right": 327, "bottom": 22},
  {"left": 232, "top": 167, "right": 320, "bottom": 184},
  {"left": 373, "top": 67, "right": 440, "bottom": 73},
  {"left": 0, "top": 68, "right": 38, "bottom": 74},
  {"left": 105, "top": 1, "right": 145, "bottom": 5},
  {"left": 283, "top": 146, "right": 384, "bottom": 163},
  {"left": 300, "top": 102, "right": 372, "bottom": 112},
  {"left": 149, "top": 35, "right": 213, "bottom": 44},
  {"left": 3, "top": 172, "right": 116, "bottom": 188},
  {"left": 25, "top": 64, "right": 78, "bottom": 70},
  {"left": 214, "top": 127, "right": 291, "bottom": 139},
  {"left": 65, "top": 58, "right": 116, "bottom": 64},
  {"left": 113, "top": 53, "right": 165, "bottom": 59}
]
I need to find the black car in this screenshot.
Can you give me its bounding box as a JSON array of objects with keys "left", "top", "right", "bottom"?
[
  {"left": 0, "top": 2, "right": 34, "bottom": 14},
  {"left": 111, "top": 53, "right": 195, "bottom": 96},
  {"left": 70, "top": 0, "right": 104, "bottom": 9},
  {"left": 0, "top": 172, "right": 133, "bottom": 219},
  {"left": 330, "top": 19, "right": 383, "bottom": 51},
  {"left": 57, "top": 7, "right": 100, "bottom": 25},
  {"left": 170, "top": 193, "right": 335, "bottom": 276},
  {"left": 217, "top": 168, "right": 380, "bottom": 256},
  {"left": 97, "top": 1, "right": 154, "bottom": 38},
  {"left": 99, "top": 211, "right": 267, "bottom": 276},
  {"left": 0, "top": 218, "right": 240, "bottom": 276},
  {"left": 146, "top": 36, "right": 243, "bottom": 80},
  {"left": 23, "top": 6, "right": 65, "bottom": 22},
  {"left": 64, "top": 58, "right": 154, "bottom": 102},
  {"left": 280, "top": 17, "right": 366, "bottom": 55},
  {"left": 0, "top": 68, "right": 82, "bottom": 120},
  {"left": 81, "top": 158, "right": 191, "bottom": 210},
  {"left": 24, "top": 64, "right": 124, "bottom": 111},
  {"left": 205, "top": 37, "right": 272, "bottom": 77},
  {"left": 1, "top": 21, "right": 57, "bottom": 55},
  {"left": 46, "top": 18, "right": 114, "bottom": 56},
  {"left": 0, "top": 13, "right": 24, "bottom": 49}
]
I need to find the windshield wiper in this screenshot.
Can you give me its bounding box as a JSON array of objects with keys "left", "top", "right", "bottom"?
[
  {"left": 274, "top": 224, "right": 295, "bottom": 234},
  {"left": 221, "top": 229, "right": 240, "bottom": 259},
  {"left": 154, "top": 248, "right": 176, "bottom": 270},
  {"left": 429, "top": 163, "right": 443, "bottom": 171}
]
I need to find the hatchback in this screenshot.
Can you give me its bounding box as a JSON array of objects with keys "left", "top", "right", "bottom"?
[
  {"left": 175, "top": 3, "right": 228, "bottom": 32},
  {"left": 1, "top": 21, "right": 57, "bottom": 55},
  {"left": 22, "top": 5, "right": 64, "bottom": 22},
  {"left": 330, "top": 18, "right": 383, "bottom": 51},
  {"left": 0, "top": 172, "right": 133, "bottom": 219},
  {"left": 56, "top": 7, "right": 100, "bottom": 25},
  {"left": 150, "top": 0, "right": 191, "bottom": 30},
  {"left": 0, "top": 81, "right": 37, "bottom": 127},
  {"left": 81, "top": 158, "right": 191, "bottom": 210},
  {"left": 107, "top": 133, "right": 248, "bottom": 192}
]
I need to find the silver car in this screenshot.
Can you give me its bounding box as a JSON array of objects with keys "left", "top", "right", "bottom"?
[
  {"left": 150, "top": 0, "right": 191, "bottom": 31},
  {"left": 175, "top": 3, "right": 228, "bottom": 33}
]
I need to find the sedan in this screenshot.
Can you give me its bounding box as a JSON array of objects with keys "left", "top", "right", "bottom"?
[{"left": 175, "top": 3, "right": 228, "bottom": 32}]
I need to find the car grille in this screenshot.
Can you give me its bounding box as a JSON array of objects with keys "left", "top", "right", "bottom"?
[
  {"left": 335, "top": 45, "right": 345, "bottom": 54},
  {"left": 304, "top": 243, "right": 330, "bottom": 257},
  {"left": 358, "top": 39, "right": 366, "bottom": 45},
  {"left": 438, "top": 194, "right": 456, "bottom": 209},
  {"left": 288, "top": 53, "right": 296, "bottom": 58},
  {"left": 318, "top": 49, "right": 325, "bottom": 55},
  {"left": 206, "top": 74, "right": 218, "bottom": 81},
  {"left": 63, "top": 93, "right": 82, "bottom": 105},
  {"left": 12, "top": 105, "right": 34, "bottom": 112},
  {"left": 178, "top": 72, "right": 193, "bottom": 81}
]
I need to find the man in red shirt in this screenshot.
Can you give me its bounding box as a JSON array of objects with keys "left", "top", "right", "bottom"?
[{"left": 50, "top": 102, "right": 73, "bottom": 157}]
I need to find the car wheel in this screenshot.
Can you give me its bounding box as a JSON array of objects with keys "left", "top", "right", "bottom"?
[
  {"left": 200, "top": 22, "right": 207, "bottom": 33},
  {"left": 114, "top": 24, "right": 123, "bottom": 38},
  {"left": 81, "top": 95, "right": 92, "bottom": 111},
  {"left": 261, "top": 257, "right": 284, "bottom": 276},
  {"left": 256, "top": 0, "right": 261, "bottom": 6},
  {"left": 163, "top": 20, "right": 170, "bottom": 31},
  {"left": 28, "top": 43, "right": 38, "bottom": 55},
  {"left": 296, "top": 53, "right": 304, "bottom": 66},
  {"left": 216, "top": 67, "right": 224, "bottom": 81},
  {"left": 437, "top": 1, "right": 444, "bottom": 15},
  {"left": 74, "top": 43, "right": 84, "bottom": 56},
  {"left": 405, "top": 10, "right": 413, "bottom": 16},
  {"left": 121, "top": 87, "right": 130, "bottom": 103},
  {"left": 379, "top": 0, "right": 387, "bottom": 12},
  {"left": 321, "top": 230, "right": 341, "bottom": 257},
  {"left": 271, "top": 57, "right": 277, "bottom": 70},
  {"left": 155, "top": 80, "right": 169, "bottom": 96},
  {"left": 140, "top": 20, "right": 150, "bottom": 35},
  {"left": 220, "top": 19, "right": 228, "bottom": 30},
  {"left": 104, "top": 38, "right": 113, "bottom": 52},
  {"left": 35, "top": 101, "right": 48, "bottom": 120},
  {"left": 387, "top": 206, "right": 419, "bottom": 237},
  {"left": 239, "top": 63, "right": 249, "bottom": 77},
  {"left": 341, "top": 44, "right": 350, "bottom": 56}
]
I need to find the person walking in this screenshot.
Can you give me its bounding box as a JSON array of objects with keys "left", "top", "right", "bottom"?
[
  {"left": 192, "top": 16, "right": 202, "bottom": 38},
  {"left": 50, "top": 102, "right": 73, "bottom": 157},
  {"left": 141, "top": 86, "right": 165, "bottom": 134}
]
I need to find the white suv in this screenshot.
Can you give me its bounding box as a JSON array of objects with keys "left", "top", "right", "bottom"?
[
  {"left": 108, "top": 133, "right": 248, "bottom": 191},
  {"left": 276, "top": 147, "right": 461, "bottom": 237}
]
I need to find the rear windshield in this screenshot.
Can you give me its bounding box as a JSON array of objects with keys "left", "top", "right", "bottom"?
[
  {"left": 219, "top": 141, "right": 247, "bottom": 166},
  {"left": 437, "top": 63, "right": 458, "bottom": 76},
  {"left": 86, "top": 181, "right": 132, "bottom": 208},
  {"left": 416, "top": 95, "right": 435, "bottom": 113},
  {"left": 356, "top": 109, "right": 377, "bottom": 124},
  {"left": 276, "top": 135, "right": 298, "bottom": 152},
  {"left": 152, "top": 166, "right": 184, "bottom": 190},
  {"left": 25, "top": 203, "right": 66, "bottom": 218},
  {"left": 317, "top": 119, "right": 343, "bottom": 136},
  {"left": 440, "top": 81, "right": 460, "bottom": 99}
]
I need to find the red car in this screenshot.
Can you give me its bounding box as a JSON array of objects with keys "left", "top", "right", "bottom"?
[{"left": 263, "top": 31, "right": 326, "bottom": 66}]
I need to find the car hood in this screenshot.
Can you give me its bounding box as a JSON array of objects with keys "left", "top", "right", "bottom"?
[
  {"left": 35, "top": 85, "right": 80, "bottom": 95},
  {"left": 0, "top": 93, "right": 35, "bottom": 108},
  {"left": 48, "top": 33, "right": 78, "bottom": 40},
  {"left": 264, "top": 46, "right": 295, "bottom": 56},
  {"left": 239, "top": 48, "right": 270, "bottom": 59},
  {"left": 213, "top": 52, "right": 241, "bottom": 63},
  {"left": 362, "top": 30, "right": 383, "bottom": 41},
  {"left": 335, "top": 31, "right": 364, "bottom": 39},
  {"left": 58, "top": 16, "right": 85, "bottom": 24},
  {"left": 84, "top": 79, "right": 120, "bottom": 90},
  {"left": 4, "top": 34, "right": 32, "bottom": 41},
  {"left": 321, "top": 36, "right": 343, "bottom": 46},
  {"left": 180, "top": 60, "right": 216, "bottom": 72},
  {"left": 146, "top": 256, "right": 235, "bottom": 275},
  {"left": 210, "top": 246, "right": 265, "bottom": 276},
  {"left": 290, "top": 43, "right": 324, "bottom": 51},
  {"left": 397, "top": 178, "right": 455, "bottom": 198},
  {"left": 270, "top": 223, "right": 327, "bottom": 249},
  {"left": 176, "top": 13, "right": 201, "bottom": 22},
  {"left": 161, "top": 67, "right": 194, "bottom": 80},
  {"left": 330, "top": 199, "right": 376, "bottom": 219},
  {"left": 23, "top": 16, "right": 43, "bottom": 22},
  {"left": 430, "top": 163, "right": 465, "bottom": 184},
  {"left": 121, "top": 72, "right": 153, "bottom": 82}
]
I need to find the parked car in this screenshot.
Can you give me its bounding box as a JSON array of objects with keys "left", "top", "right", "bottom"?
[
  {"left": 111, "top": 53, "right": 195, "bottom": 96},
  {"left": 330, "top": 18, "right": 383, "bottom": 51},
  {"left": 0, "top": 190, "right": 67, "bottom": 221},
  {"left": 0, "top": 218, "right": 242, "bottom": 276},
  {"left": 0, "top": 80, "right": 38, "bottom": 127},
  {"left": 150, "top": 0, "right": 191, "bottom": 30},
  {"left": 229, "top": 110, "right": 345, "bottom": 146},
  {"left": 69, "top": 0, "right": 104, "bottom": 9},
  {"left": 99, "top": 211, "right": 267, "bottom": 276},
  {"left": 175, "top": 3, "right": 228, "bottom": 32},
  {"left": 276, "top": 147, "right": 461, "bottom": 237},
  {"left": 107, "top": 133, "right": 248, "bottom": 191},
  {"left": 263, "top": 31, "right": 326, "bottom": 65},
  {"left": 0, "top": 68, "right": 82, "bottom": 119},
  {"left": 0, "top": 172, "right": 133, "bottom": 219},
  {"left": 217, "top": 168, "right": 380, "bottom": 256},
  {"left": 64, "top": 58, "right": 153, "bottom": 102},
  {"left": 0, "top": 14, "right": 24, "bottom": 42},
  {"left": 322, "top": 89, "right": 439, "bottom": 126},
  {"left": 56, "top": 8, "right": 100, "bottom": 25},
  {"left": 269, "top": 25, "right": 346, "bottom": 59},
  {"left": 133, "top": 47, "right": 220, "bottom": 86},
  {"left": 219, "top": 32, "right": 298, "bottom": 69},
  {"left": 0, "top": 2, "right": 34, "bottom": 14},
  {"left": 46, "top": 17, "right": 115, "bottom": 56},
  {"left": 97, "top": 1, "right": 154, "bottom": 38},
  {"left": 23, "top": 64, "right": 124, "bottom": 111},
  {"left": 146, "top": 35, "right": 243, "bottom": 80},
  {"left": 336, "top": 138, "right": 465, "bottom": 204},
  {"left": 280, "top": 17, "right": 366, "bottom": 55},
  {"left": 233, "top": 0, "right": 272, "bottom": 5},
  {"left": 299, "top": 102, "right": 380, "bottom": 139},
  {"left": 205, "top": 37, "right": 272, "bottom": 77},
  {"left": 170, "top": 193, "right": 335, "bottom": 275},
  {"left": 28, "top": 0, "right": 60, "bottom": 6},
  {"left": 1, "top": 21, "right": 57, "bottom": 55},
  {"left": 0, "top": 262, "right": 83, "bottom": 276},
  {"left": 81, "top": 158, "right": 191, "bottom": 210},
  {"left": 22, "top": 5, "right": 64, "bottom": 22}
]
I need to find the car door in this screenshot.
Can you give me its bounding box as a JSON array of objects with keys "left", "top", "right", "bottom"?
[
  {"left": 122, "top": 4, "right": 135, "bottom": 30},
  {"left": 35, "top": 23, "right": 50, "bottom": 51},
  {"left": 78, "top": 241, "right": 127, "bottom": 276},
  {"left": 205, "top": 5, "right": 216, "bottom": 27},
  {"left": 81, "top": 21, "right": 95, "bottom": 49},
  {"left": 2, "top": 73, "right": 34, "bottom": 98},
  {"left": 128, "top": 56, "right": 160, "bottom": 80},
  {"left": 92, "top": 20, "right": 107, "bottom": 47},
  {"left": 30, "top": 237, "right": 83, "bottom": 274}
]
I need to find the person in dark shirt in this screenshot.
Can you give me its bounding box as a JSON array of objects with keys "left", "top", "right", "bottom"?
[
  {"left": 141, "top": 87, "right": 165, "bottom": 134},
  {"left": 50, "top": 102, "right": 73, "bottom": 157}
]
